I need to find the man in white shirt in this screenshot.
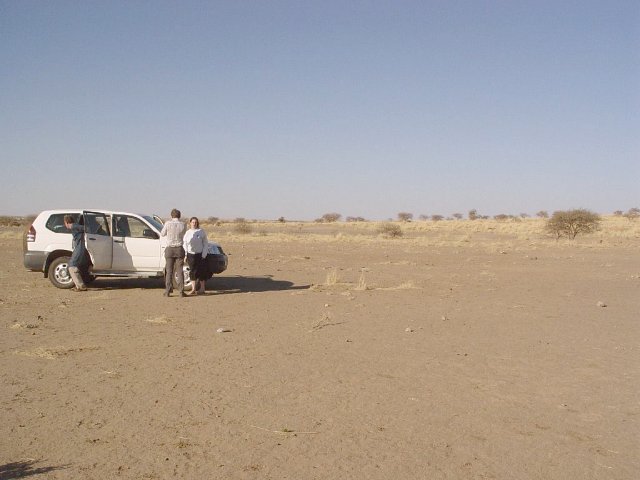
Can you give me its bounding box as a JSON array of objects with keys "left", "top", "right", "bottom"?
[{"left": 160, "top": 208, "right": 186, "bottom": 297}]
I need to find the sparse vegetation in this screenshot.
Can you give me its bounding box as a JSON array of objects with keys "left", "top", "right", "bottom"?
[
  {"left": 397, "top": 212, "right": 413, "bottom": 222},
  {"left": 452, "top": 213, "right": 463, "bottom": 220},
  {"left": 355, "top": 271, "right": 368, "bottom": 290},
  {"left": 545, "top": 209, "right": 601, "bottom": 239},
  {"left": 326, "top": 269, "right": 339, "bottom": 285},
  {"left": 623, "top": 207, "right": 639, "bottom": 221},
  {"left": 468, "top": 209, "right": 479, "bottom": 221},
  {"left": 233, "top": 218, "right": 253, "bottom": 234},
  {"left": 0, "top": 216, "right": 35, "bottom": 226},
  {"left": 536, "top": 211, "right": 549, "bottom": 219},
  {"left": 0, "top": 216, "right": 21, "bottom": 227},
  {"left": 377, "top": 222, "right": 403, "bottom": 238},
  {"left": 431, "top": 215, "right": 444, "bottom": 222},
  {"left": 319, "top": 213, "right": 341, "bottom": 223},
  {"left": 346, "top": 216, "right": 366, "bottom": 222}
]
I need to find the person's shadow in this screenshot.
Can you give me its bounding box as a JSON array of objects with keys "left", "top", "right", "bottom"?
[
  {"left": 86, "top": 275, "right": 310, "bottom": 293},
  {"left": 0, "top": 460, "right": 67, "bottom": 479}
]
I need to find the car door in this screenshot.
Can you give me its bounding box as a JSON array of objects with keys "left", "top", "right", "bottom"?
[
  {"left": 83, "top": 211, "right": 113, "bottom": 270},
  {"left": 111, "top": 214, "right": 162, "bottom": 271}
]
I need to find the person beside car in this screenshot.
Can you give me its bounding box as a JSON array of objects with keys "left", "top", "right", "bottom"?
[
  {"left": 63, "top": 214, "right": 88, "bottom": 292},
  {"left": 160, "top": 208, "right": 186, "bottom": 297},
  {"left": 183, "top": 216, "right": 209, "bottom": 295}
]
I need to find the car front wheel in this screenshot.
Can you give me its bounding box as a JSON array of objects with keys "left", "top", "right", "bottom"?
[{"left": 48, "top": 256, "right": 74, "bottom": 289}]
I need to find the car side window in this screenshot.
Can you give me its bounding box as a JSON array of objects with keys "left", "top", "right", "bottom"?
[
  {"left": 114, "top": 215, "right": 151, "bottom": 239},
  {"left": 84, "top": 213, "right": 110, "bottom": 236},
  {"left": 127, "top": 216, "right": 153, "bottom": 238},
  {"left": 45, "top": 213, "right": 78, "bottom": 233},
  {"left": 113, "top": 215, "right": 131, "bottom": 237}
]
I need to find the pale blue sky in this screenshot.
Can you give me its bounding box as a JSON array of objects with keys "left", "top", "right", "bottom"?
[{"left": 1, "top": 0, "right": 638, "bottom": 220}]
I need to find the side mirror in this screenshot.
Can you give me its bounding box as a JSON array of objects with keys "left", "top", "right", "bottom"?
[{"left": 143, "top": 229, "right": 159, "bottom": 239}]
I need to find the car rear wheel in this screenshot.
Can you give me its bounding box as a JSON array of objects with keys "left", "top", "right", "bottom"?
[
  {"left": 48, "top": 256, "right": 74, "bottom": 289},
  {"left": 170, "top": 266, "right": 194, "bottom": 291}
]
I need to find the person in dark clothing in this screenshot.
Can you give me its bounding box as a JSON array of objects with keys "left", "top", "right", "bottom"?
[{"left": 64, "top": 214, "right": 89, "bottom": 291}]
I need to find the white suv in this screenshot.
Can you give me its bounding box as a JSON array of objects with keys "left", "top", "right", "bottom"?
[{"left": 23, "top": 210, "right": 227, "bottom": 289}]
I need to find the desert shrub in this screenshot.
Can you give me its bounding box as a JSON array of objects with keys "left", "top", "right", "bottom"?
[
  {"left": 536, "top": 211, "right": 549, "bottom": 219},
  {"left": 468, "top": 209, "right": 479, "bottom": 220},
  {"left": 0, "top": 216, "right": 35, "bottom": 226},
  {"left": 452, "top": 213, "right": 463, "bottom": 220},
  {"left": 545, "top": 209, "right": 601, "bottom": 239},
  {"left": 0, "top": 216, "right": 19, "bottom": 226},
  {"left": 397, "top": 212, "right": 413, "bottom": 222},
  {"left": 233, "top": 218, "right": 253, "bottom": 234},
  {"left": 0, "top": 216, "right": 20, "bottom": 226},
  {"left": 418, "top": 214, "right": 429, "bottom": 221},
  {"left": 613, "top": 210, "right": 623, "bottom": 216},
  {"left": 207, "top": 216, "right": 219, "bottom": 224},
  {"left": 320, "top": 213, "right": 341, "bottom": 223},
  {"left": 520, "top": 213, "right": 529, "bottom": 218},
  {"left": 377, "top": 222, "right": 403, "bottom": 238},
  {"left": 623, "top": 207, "right": 640, "bottom": 221},
  {"left": 494, "top": 214, "right": 510, "bottom": 222},
  {"left": 346, "top": 216, "right": 366, "bottom": 222},
  {"left": 431, "top": 214, "right": 444, "bottom": 222},
  {"left": 278, "top": 217, "right": 286, "bottom": 223}
]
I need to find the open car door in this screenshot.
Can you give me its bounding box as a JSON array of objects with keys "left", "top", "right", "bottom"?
[{"left": 83, "top": 211, "right": 113, "bottom": 270}]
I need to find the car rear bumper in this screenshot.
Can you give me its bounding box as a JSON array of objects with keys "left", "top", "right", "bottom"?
[{"left": 24, "top": 251, "right": 47, "bottom": 271}]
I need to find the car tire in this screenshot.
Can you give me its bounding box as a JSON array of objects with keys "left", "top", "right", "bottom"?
[
  {"left": 48, "top": 256, "right": 75, "bottom": 289},
  {"left": 172, "top": 266, "right": 193, "bottom": 291}
]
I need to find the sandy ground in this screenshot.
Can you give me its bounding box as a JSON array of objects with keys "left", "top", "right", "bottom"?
[{"left": 1, "top": 222, "right": 639, "bottom": 479}]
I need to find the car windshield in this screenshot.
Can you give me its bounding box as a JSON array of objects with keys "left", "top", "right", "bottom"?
[{"left": 142, "top": 215, "right": 163, "bottom": 232}]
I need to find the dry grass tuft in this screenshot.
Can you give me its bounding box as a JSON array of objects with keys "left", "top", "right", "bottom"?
[
  {"left": 146, "top": 315, "right": 171, "bottom": 324},
  {"left": 377, "top": 280, "right": 418, "bottom": 291},
  {"left": 354, "top": 271, "right": 368, "bottom": 291},
  {"left": 0, "top": 228, "right": 24, "bottom": 240},
  {"left": 14, "top": 346, "right": 100, "bottom": 359},
  {"left": 326, "top": 269, "right": 339, "bottom": 285}
]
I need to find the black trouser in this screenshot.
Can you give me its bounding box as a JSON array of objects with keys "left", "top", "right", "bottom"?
[{"left": 164, "top": 246, "right": 185, "bottom": 293}]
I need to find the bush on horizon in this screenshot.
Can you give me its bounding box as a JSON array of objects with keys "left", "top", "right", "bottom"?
[{"left": 545, "top": 209, "right": 601, "bottom": 239}]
